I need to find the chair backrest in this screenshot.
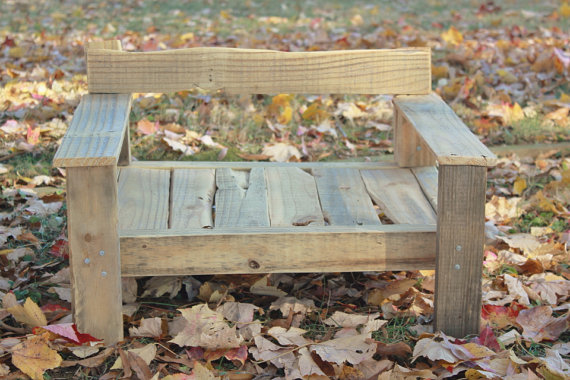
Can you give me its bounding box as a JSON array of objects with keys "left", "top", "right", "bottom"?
[{"left": 86, "top": 45, "right": 431, "bottom": 95}]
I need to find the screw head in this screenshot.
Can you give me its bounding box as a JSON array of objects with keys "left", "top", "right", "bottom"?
[
  {"left": 84, "top": 258, "right": 90, "bottom": 264},
  {"left": 454, "top": 264, "right": 461, "bottom": 270},
  {"left": 99, "top": 250, "right": 105, "bottom": 256},
  {"left": 456, "top": 245, "right": 462, "bottom": 252},
  {"left": 101, "top": 271, "right": 107, "bottom": 277},
  {"left": 416, "top": 146, "right": 422, "bottom": 151}
]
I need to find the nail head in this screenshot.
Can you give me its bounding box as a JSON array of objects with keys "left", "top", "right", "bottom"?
[
  {"left": 101, "top": 271, "right": 107, "bottom": 277},
  {"left": 99, "top": 250, "right": 105, "bottom": 256},
  {"left": 456, "top": 245, "right": 462, "bottom": 252},
  {"left": 84, "top": 258, "right": 90, "bottom": 264},
  {"left": 454, "top": 264, "right": 461, "bottom": 270}
]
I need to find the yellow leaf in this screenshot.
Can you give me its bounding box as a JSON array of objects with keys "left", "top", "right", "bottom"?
[
  {"left": 431, "top": 64, "right": 449, "bottom": 79},
  {"left": 4, "top": 295, "right": 47, "bottom": 328},
  {"left": 12, "top": 336, "right": 62, "bottom": 380},
  {"left": 271, "top": 93, "right": 293, "bottom": 108},
  {"left": 560, "top": 2, "right": 570, "bottom": 17},
  {"left": 9, "top": 47, "right": 24, "bottom": 59},
  {"left": 220, "top": 10, "right": 231, "bottom": 19},
  {"left": 441, "top": 26, "right": 463, "bottom": 45},
  {"left": 560, "top": 92, "right": 570, "bottom": 103},
  {"left": 513, "top": 177, "right": 527, "bottom": 195},
  {"left": 277, "top": 105, "right": 292, "bottom": 124},
  {"left": 302, "top": 103, "right": 329, "bottom": 122}
]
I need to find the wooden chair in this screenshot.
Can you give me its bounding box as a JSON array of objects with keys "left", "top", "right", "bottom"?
[{"left": 53, "top": 41, "right": 496, "bottom": 344}]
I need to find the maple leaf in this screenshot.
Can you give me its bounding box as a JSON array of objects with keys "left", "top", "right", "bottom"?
[
  {"left": 129, "top": 317, "right": 163, "bottom": 338},
  {"left": 323, "top": 311, "right": 381, "bottom": 328},
  {"left": 310, "top": 334, "right": 376, "bottom": 365},
  {"left": 141, "top": 276, "right": 182, "bottom": 299},
  {"left": 39, "top": 323, "right": 101, "bottom": 344},
  {"left": 441, "top": 26, "right": 463, "bottom": 45},
  {"left": 111, "top": 343, "right": 156, "bottom": 370},
  {"left": 3, "top": 294, "right": 47, "bottom": 328},
  {"left": 261, "top": 143, "right": 302, "bottom": 162},
  {"left": 516, "top": 306, "right": 569, "bottom": 342},
  {"left": 267, "top": 326, "right": 311, "bottom": 347},
  {"left": 11, "top": 335, "right": 62, "bottom": 380},
  {"left": 170, "top": 304, "right": 243, "bottom": 350}
]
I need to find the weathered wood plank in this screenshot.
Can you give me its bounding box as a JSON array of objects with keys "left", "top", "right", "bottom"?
[
  {"left": 170, "top": 169, "right": 216, "bottom": 229},
  {"left": 130, "top": 160, "right": 398, "bottom": 170},
  {"left": 361, "top": 169, "right": 436, "bottom": 224},
  {"left": 119, "top": 225, "right": 436, "bottom": 276},
  {"left": 434, "top": 165, "right": 486, "bottom": 337},
  {"left": 394, "top": 106, "right": 434, "bottom": 167},
  {"left": 266, "top": 167, "right": 324, "bottom": 226},
  {"left": 394, "top": 94, "right": 497, "bottom": 166},
  {"left": 87, "top": 47, "right": 431, "bottom": 95},
  {"left": 118, "top": 167, "right": 170, "bottom": 230},
  {"left": 412, "top": 166, "right": 438, "bottom": 210},
  {"left": 53, "top": 94, "right": 132, "bottom": 167},
  {"left": 67, "top": 166, "right": 122, "bottom": 344},
  {"left": 312, "top": 168, "right": 380, "bottom": 226},
  {"left": 215, "top": 168, "right": 269, "bottom": 227}
]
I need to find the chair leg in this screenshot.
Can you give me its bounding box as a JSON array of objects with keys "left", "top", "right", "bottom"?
[
  {"left": 67, "top": 166, "right": 123, "bottom": 344},
  {"left": 434, "top": 165, "right": 486, "bottom": 337}
]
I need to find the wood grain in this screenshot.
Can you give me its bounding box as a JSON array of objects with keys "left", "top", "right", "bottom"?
[
  {"left": 265, "top": 167, "right": 324, "bottom": 226},
  {"left": 130, "top": 160, "right": 398, "bottom": 170},
  {"left": 434, "top": 165, "right": 486, "bottom": 337},
  {"left": 215, "top": 168, "right": 269, "bottom": 227},
  {"left": 118, "top": 167, "right": 170, "bottom": 230},
  {"left": 394, "top": 94, "right": 497, "bottom": 166},
  {"left": 119, "top": 225, "right": 436, "bottom": 276},
  {"left": 87, "top": 47, "right": 431, "bottom": 95},
  {"left": 312, "top": 168, "right": 380, "bottom": 226},
  {"left": 170, "top": 169, "right": 216, "bottom": 229},
  {"left": 53, "top": 94, "right": 132, "bottom": 167},
  {"left": 361, "top": 169, "right": 436, "bottom": 224},
  {"left": 67, "top": 166, "right": 122, "bottom": 344},
  {"left": 412, "top": 166, "right": 438, "bottom": 210},
  {"left": 394, "top": 106, "right": 434, "bottom": 167}
]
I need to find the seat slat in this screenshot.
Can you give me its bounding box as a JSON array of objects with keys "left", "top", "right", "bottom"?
[
  {"left": 361, "top": 169, "right": 436, "bottom": 224},
  {"left": 266, "top": 167, "right": 324, "bottom": 227},
  {"left": 215, "top": 168, "right": 269, "bottom": 227},
  {"left": 312, "top": 168, "right": 380, "bottom": 226},
  {"left": 118, "top": 167, "right": 170, "bottom": 230},
  {"left": 170, "top": 169, "right": 216, "bottom": 229},
  {"left": 412, "top": 166, "right": 438, "bottom": 210}
]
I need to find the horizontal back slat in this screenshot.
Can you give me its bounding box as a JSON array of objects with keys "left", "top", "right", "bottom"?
[{"left": 87, "top": 47, "right": 431, "bottom": 95}]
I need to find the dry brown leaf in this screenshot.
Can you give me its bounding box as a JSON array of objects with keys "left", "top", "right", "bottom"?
[
  {"left": 516, "top": 306, "right": 569, "bottom": 342},
  {"left": 412, "top": 336, "right": 457, "bottom": 363},
  {"left": 375, "top": 342, "right": 412, "bottom": 359},
  {"left": 503, "top": 274, "right": 530, "bottom": 305},
  {"left": 111, "top": 343, "right": 156, "bottom": 370},
  {"left": 298, "top": 347, "right": 327, "bottom": 377},
  {"left": 3, "top": 294, "right": 47, "bottom": 328},
  {"left": 270, "top": 297, "right": 316, "bottom": 317},
  {"left": 310, "top": 334, "right": 376, "bottom": 365},
  {"left": 267, "top": 326, "right": 310, "bottom": 346},
  {"left": 217, "top": 302, "right": 259, "bottom": 326},
  {"left": 128, "top": 351, "right": 153, "bottom": 380},
  {"left": 141, "top": 276, "right": 182, "bottom": 299},
  {"left": 11, "top": 335, "right": 62, "bottom": 380},
  {"left": 250, "top": 276, "right": 287, "bottom": 297},
  {"left": 323, "top": 311, "right": 380, "bottom": 328},
  {"left": 170, "top": 304, "right": 243, "bottom": 350},
  {"left": 366, "top": 279, "right": 416, "bottom": 306},
  {"left": 122, "top": 277, "right": 138, "bottom": 304},
  {"left": 378, "top": 364, "right": 435, "bottom": 379},
  {"left": 129, "top": 317, "right": 163, "bottom": 338},
  {"left": 261, "top": 143, "right": 301, "bottom": 162},
  {"left": 499, "top": 234, "right": 541, "bottom": 255}
]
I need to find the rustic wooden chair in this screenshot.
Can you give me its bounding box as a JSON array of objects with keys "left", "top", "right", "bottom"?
[{"left": 53, "top": 40, "right": 496, "bottom": 344}]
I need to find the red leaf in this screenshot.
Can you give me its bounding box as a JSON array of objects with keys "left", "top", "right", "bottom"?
[
  {"left": 185, "top": 347, "right": 204, "bottom": 361},
  {"left": 471, "top": 325, "right": 501, "bottom": 352},
  {"left": 481, "top": 303, "right": 527, "bottom": 329},
  {"left": 49, "top": 236, "right": 68, "bottom": 259},
  {"left": 41, "top": 323, "right": 101, "bottom": 344},
  {"left": 224, "top": 345, "right": 248, "bottom": 365}
]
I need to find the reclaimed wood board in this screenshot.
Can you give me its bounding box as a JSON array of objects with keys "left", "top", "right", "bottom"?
[
  {"left": 312, "top": 168, "right": 380, "bottom": 226},
  {"left": 412, "top": 166, "right": 438, "bottom": 210},
  {"left": 265, "top": 167, "right": 324, "bottom": 226},
  {"left": 119, "top": 225, "right": 436, "bottom": 276},
  {"left": 361, "top": 169, "right": 436, "bottom": 224},
  {"left": 53, "top": 94, "right": 132, "bottom": 167},
  {"left": 118, "top": 167, "right": 170, "bottom": 230},
  {"left": 87, "top": 47, "right": 431, "bottom": 95},
  {"left": 215, "top": 168, "right": 269, "bottom": 227},
  {"left": 394, "top": 94, "right": 497, "bottom": 166},
  {"left": 170, "top": 169, "right": 216, "bottom": 229}
]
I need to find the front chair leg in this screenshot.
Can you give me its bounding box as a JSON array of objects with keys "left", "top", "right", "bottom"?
[
  {"left": 67, "top": 166, "right": 123, "bottom": 344},
  {"left": 434, "top": 164, "right": 487, "bottom": 337}
]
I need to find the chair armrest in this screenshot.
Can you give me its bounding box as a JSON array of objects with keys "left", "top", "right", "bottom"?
[
  {"left": 53, "top": 93, "right": 132, "bottom": 167},
  {"left": 394, "top": 94, "right": 497, "bottom": 167}
]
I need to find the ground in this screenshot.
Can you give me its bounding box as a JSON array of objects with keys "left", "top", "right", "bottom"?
[{"left": 0, "top": 0, "right": 569, "bottom": 379}]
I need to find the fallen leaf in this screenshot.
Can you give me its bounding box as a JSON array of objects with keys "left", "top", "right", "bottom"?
[
  {"left": 250, "top": 276, "right": 287, "bottom": 297},
  {"left": 142, "top": 276, "right": 182, "bottom": 299},
  {"left": 4, "top": 295, "right": 47, "bottom": 328},
  {"left": 267, "top": 326, "right": 310, "bottom": 346},
  {"left": 40, "top": 323, "right": 101, "bottom": 344},
  {"left": 11, "top": 335, "right": 62, "bottom": 380},
  {"left": 375, "top": 342, "right": 412, "bottom": 358},
  {"left": 111, "top": 343, "right": 156, "bottom": 370},
  {"left": 270, "top": 297, "right": 316, "bottom": 317},
  {"left": 129, "top": 317, "right": 163, "bottom": 338},
  {"left": 513, "top": 177, "right": 527, "bottom": 195},
  {"left": 323, "top": 311, "right": 380, "bottom": 328},
  {"left": 261, "top": 143, "right": 301, "bottom": 162},
  {"left": 441, "top": 26, "right": 463, "bottom": 45},
  {"left": 310, "top": 334, "right": 376, "bottom": 365},
  {"left": 516, "top": 306, "right": 569, "bottom": 342},
  {"left": 298, "top": 347, "right": 327, "bottom": 377}
]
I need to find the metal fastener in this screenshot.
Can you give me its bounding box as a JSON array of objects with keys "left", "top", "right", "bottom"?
[
  {"left": 416, "top": 146, "right": 422, "bottom": 151},
  {"left": 454, "top": 264, "right": 461, "bottom": 270},
  {"left": 456, "top": 245, "right": 462, "bottom": 252},
  {"left": 84, "top": 258, "right": 90, "bottom": 264},
  {"left": 99, "top": 250, "right": 105, "bottom": 256},
  {"left": 101, "top": 271, "right": 107, "bottom": 277}
]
